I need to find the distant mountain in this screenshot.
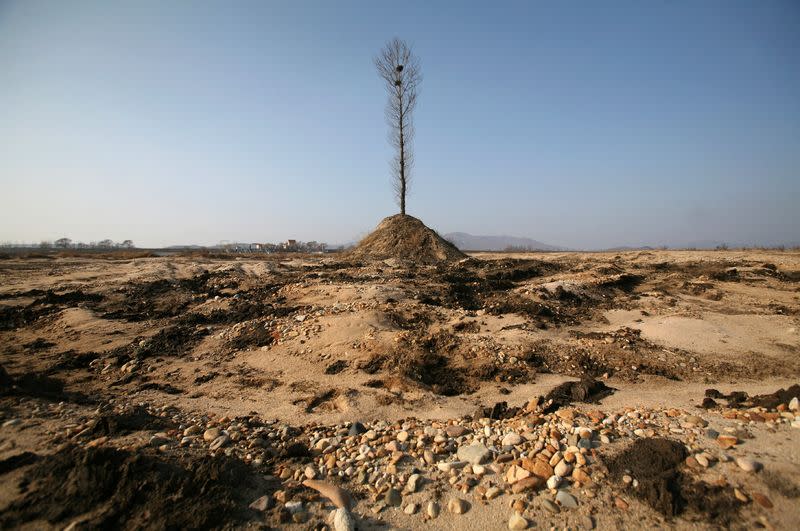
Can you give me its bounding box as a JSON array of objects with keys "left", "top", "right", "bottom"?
[{"left": 444, "top": 232, "right": 565, "bottom": 252}]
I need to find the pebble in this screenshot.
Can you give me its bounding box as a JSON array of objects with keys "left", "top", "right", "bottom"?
[
  {"left": 547, "top": 475, "right": 561, "bottom": 489},
  {"left": 203, "top": 428, "right": 220, "bottom": 441},
  {"left": 284, "top": 501, "right": 303, "bottom": 514},
  {"left": 457, "top": 443, "right": 491, "bottom": 465},
  {"left": 502, "top": 432, "right": 522, "bottom": 446},
  {"left": 508, "top": 513, "right": 529, "bottom": 530},
  {"left": 385, "top": 488, "right": 402, "bottom": 507},
  {"left": 331, "top": 507, "right": 356, "bottom": 531},
  {"left": 427, "top": 501, "right": 440, "bottom": 518},
  {"left": 249, "top": 495, "right": 272, "bottom": 511},
  {"left": 349, "top": 422, "right": 366, "bottom": 436},
  {"left": 789, "top": 397, "right": 799, "bottom": 412},
  {"left": 695, "top": 454, "right": 710, "bottom": 468},
  {"left": 437, "top": 461, "right": 466, "bottom": 473},
  {"left": 406, "top": 473, "right": 422, "bottom": 493},
  {"left": 446, "top": 425, "right": 469, "bottom": 437},
  {"left": 448, "top": 498, "right": 469, "bottom": 514},
  {"left": 556, "top": 490, "right": 578, "bottom": 509},
  {"left": 541, "top": 498, "right": 560, "bottom": 514},
  {"left": 403, "top": 502, "right": 418, "bottom": 514},
  {"left": 751, "top": 492, "right": 773, "bottom": 509},
  {"left": 486, "top": 486, "right": 502, "bottom": 499},
  {"left": 209, "top": 435, "right": 229, "bottom": 450},
  {"left": 554, "top": 460, "right": 572, "bottom": 477},
  {"left": 735, "top": 457, "right": 761, "bottom": 473},
  {"left": 2, "top": 419, "right": 21, "bottom": 428}
]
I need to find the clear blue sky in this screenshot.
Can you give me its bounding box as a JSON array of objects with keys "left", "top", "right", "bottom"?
[{"left": 1, "top": 0, "right": 798, "bottom": 249}]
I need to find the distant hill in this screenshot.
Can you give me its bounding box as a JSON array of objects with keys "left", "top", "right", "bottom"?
[{"left": 444, "top": 232, "right": 564, "bottom": 252}]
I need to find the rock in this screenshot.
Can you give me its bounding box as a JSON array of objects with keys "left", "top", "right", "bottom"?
[
  {"left": 149, "top": 435, "right": 170, "bottom": 447},
  {"left": 556, "top": 490, "right": 578, "bottom": 509},
  {"left": 404, "top": 503, "right": 418, "bottom": 514},
  {"left": 486, "top": 486, "right": 502, "bottom": 499},
  {"left": 457, "top": 443, "right": 491, "bottom": 465},
  {"left": 331, "top": 507, "right": 356, "bottom": 531},
  {"left": 505, "top": 465, "right": 532, "bottom": 484},
  {"left": 684, "top": 415, "right": 708, "bottom": 427},
  {"left": 614, "top": 497, "right": 629, "bottom": 510},
  {"left": 303, "top": 479, "right": 352, "bottom": 509},
  {"left": 249, "top": 495, "right": 272, "bottom": 511},
  {"left": 789, "top": 397, "right": 799, "bottom": 412},
  {"left": 695, "top": 454, "right": 710, "bottom": 468},
  {"left": 437, "top": 461, "right": 466, "bottom": 473},
  {"left": 203, "top": 428, "right": 221, "bottom": 441},
  {"left": 511, "top": 476, "right": 542, "bottom": 494},
  {"left": 284, "top": 501, "right": 303, "bottom": 514},
  {"left": 209, "top": 435, "right": 229, "bottom": 450},
  {"left": 406, "top": 473, "right": 422, "bottom": 493},
  {"left": 554, "top": 460, "right": 572, "bottom": 477},
  {"left": 717, "top": 435, "right": 738, "bottom": 449},
  {"left": 183, "top": 425, "right": 201, "bottom": 436},
  {"left": 734, "top": 488, "right": 748, "bottom": 503},
  {"left": 508, "top": 513, "right": 529, "bottom": 530},
  {"left": 580, "top": 516, "right": 595, "bottom": 529},
  {"left": 447, "top": 498, "right": 469, "bottom": 514},
  {"left": 751, "top": 492, "right": 773, "bottom": 509},
  {"left": 528, "top": 459, "right": 554, "bottom": 479},
  {"left": 572, "top": 468, "right": 591, "bottom": 484},
  {"left": 547, "top": 475, "right": 561, "bottom": 490},
  {"left": 427, "top": 501, "right": 440, "bottom": 518},
  {"left": 502, "top": 432, "right": 522, "bottom": 446},
  {"left": 304, "top": 465, "right": 317, "bottom": 479},
  {"left": 348, "top": 422, "right": 366, "bottom": 436},
  {"left": 397, "top": 430, "right": 409, "bottom": 442},
  {"left": 385, "top": 488, "right": 402, "bottom": 507},
  {"left": 446, "top": 425, "right": 469, "bottom": 437},
  {"left": 541, "top": 498, "right": 560, "bottom": 514},
  {"left": 735, "top": 457, "right": 761, "bottom": 473},
  {"left": 472, "top": 464, "right": 486, "bottom": 475}
]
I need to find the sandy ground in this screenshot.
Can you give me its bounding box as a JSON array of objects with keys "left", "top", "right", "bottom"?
[{"left": 0, "top": 249, "right": 798, "bottom": 529}]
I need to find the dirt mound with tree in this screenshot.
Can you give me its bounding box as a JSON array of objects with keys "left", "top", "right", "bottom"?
[{"left": 348, "top": 214, "right": 467, "bottom": 264}]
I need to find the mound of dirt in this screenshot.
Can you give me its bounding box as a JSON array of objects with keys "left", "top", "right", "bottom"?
[
  {"left": 605, "top": 438, "right": 739, "bottom": 523},
  {"left": 0, "top": 445, "right": 270, "bottom": 530},
  {"left": 348, "top": 214, "right": 467, "bottom": 264}
]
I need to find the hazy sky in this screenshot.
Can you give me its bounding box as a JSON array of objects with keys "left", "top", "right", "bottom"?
[{"left": 1, "top": 1, "right": 798, "bottom": 249}]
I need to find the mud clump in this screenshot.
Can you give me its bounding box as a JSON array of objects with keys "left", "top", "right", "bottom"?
[
  {"left": 541, "top": 377, "right": 615, "bottom": 412},
  {"left": 605, "top": 438, "right": 739, "bottom": 523},
  {"left": 702, "top": 384, "right": 800, "bottom": 410},
  {"left": 348, "top": 214, "right": 467, "bottom": 264},
  {"left": 1, "top": 365, "right": 88, "bottom": 403},
  {"left": 88, "top": 407, "right": 174, "bottom": 436},
  {"left": 0, "top": 445, "right": 269, "bottom": 530}
]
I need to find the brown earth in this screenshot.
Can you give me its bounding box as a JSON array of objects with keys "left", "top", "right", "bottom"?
[
  {"left": 348, "top": 214, "right": 467, "bottom": 264},
  {"left": 0, "top": 249, "right": 799, "bottom": 529}
]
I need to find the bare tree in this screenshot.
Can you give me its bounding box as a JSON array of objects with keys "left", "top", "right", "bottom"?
[
  {"left": 55, "top": 237, "right": 71, "bottom": 249},
  {"left": 375, "top": 38, "right": 421, "bottom": 215}
]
